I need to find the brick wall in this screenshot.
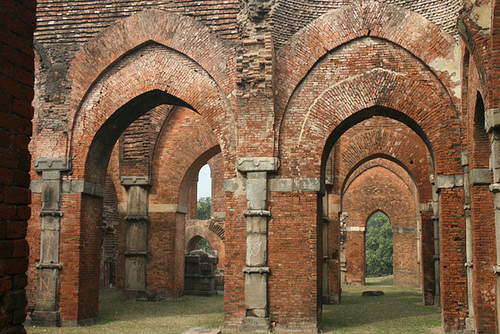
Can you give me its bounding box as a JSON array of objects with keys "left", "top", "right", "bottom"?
[{"left": 0, "top": 0, "right": 35, "bottom": 332}]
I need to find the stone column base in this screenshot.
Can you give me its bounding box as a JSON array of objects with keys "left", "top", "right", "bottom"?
[
  {"left": 30, "top": 310, "right": 60, "bottom": 327},
  {"left": 242, "top": 316, "right": 270, "bottom": 332}
]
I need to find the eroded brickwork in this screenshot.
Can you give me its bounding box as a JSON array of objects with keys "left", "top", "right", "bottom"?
[
  {"left": 0, "top": 1, "right": 35, "bottom": 332},
  {"left": 22, "top": 0, "right": 500, "bottom": 333}
]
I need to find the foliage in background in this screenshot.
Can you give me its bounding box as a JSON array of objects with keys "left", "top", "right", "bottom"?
[
  {"left": 197, "top": 197, "right": 211, "bottom": 220},
  {"left": 195, "top": 238, "right": 213, "bottom": 254},
  {"left": 365, "top": 211, "right": 393, "bottom": 276}
]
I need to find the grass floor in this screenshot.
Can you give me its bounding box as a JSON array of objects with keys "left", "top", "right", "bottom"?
[{"left": 26, "top": 279, "right": 441, "bottom": 333}]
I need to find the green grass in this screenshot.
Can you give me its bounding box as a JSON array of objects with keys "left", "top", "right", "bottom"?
[
  {"left": 26, "top": 283, "right": 441, "bottom": 333},
  {"left": 322, "top": 282, "right": 441, "bottom": 333},
  {"left": 26, "top": 289, "right": 224, "bottom": 334}
]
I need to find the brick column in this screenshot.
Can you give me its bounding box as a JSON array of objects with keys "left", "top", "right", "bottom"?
[
  {"left": 236, "top": 157, "right": 278, "bottom": 331},
  {"left": 31, "top": 158, "right": 71, "bottom": 326},
  {"left": 120, "top": 176, "right": 150, "bottom": 300}
]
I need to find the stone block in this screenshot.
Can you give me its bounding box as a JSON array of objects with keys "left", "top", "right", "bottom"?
[
  {"left": 223, "top": 178, "right": 240, "bottom": 193},
  {"left": 246, "top": 216, "right": 268, "bottom": 234},
  {"left": 247, "top": 177, "right": 267, "bottom": 210},
  {"left": 125, "top": 256, "right": 146, "bottom": 290},
  {"left": 269, "top": 178, "right": 293, "bottom": 192},
  {"left": 246, "top": 233, "right": 267, "bottom": 266},
  {"left": 244, "top": 272, "right": 267, "bottom": 310},
  {"left": 470, "top": 168, "right": 491, "bottom": 185},
  {"left": 298, "top": 177, "right": 321, "bottom": 192}
]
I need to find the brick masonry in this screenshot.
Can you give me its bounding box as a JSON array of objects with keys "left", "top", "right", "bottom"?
[{"left": 15, "top": 0, "right": 500, "bottom": 333}]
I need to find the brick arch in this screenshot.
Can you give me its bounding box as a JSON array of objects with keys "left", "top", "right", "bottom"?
[
  {"left": 275, "top": 0, "right": 460, "bottom": 126},
  {"left": 342, "top": 163, "right": 419, "bottom": 287},
  {"left": 279, "top": 70, "right": 461, "bottom": 178},
  {"left": 185, "top": 230, "right": 224, "bottom": 264},
  {"left": 66, "top": 9, "right": 237, "bottom": 113},
  {"left": 342, "top": 155, "right": 418, "bottom": 200},
  {"left": 68, "top": 42, "right": 235, "bottom": 184},
  {"left": 338, "top": 125, "right": 431, "bottom": 202}
]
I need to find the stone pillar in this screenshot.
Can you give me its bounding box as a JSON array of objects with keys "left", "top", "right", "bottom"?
[
  {"left": 120, "top": 176, "right": 150, "bottom": 300},
  {"left": 236, "top": 157, "right": 278, "bottom": 332},
  {"left": 461, "top": 152, "right": 475, "bottom": 331},
  {"left": 339, "top": 212, "right": 348, "bottom": 285},
  {"left": 430, "top": 175, "right": 441, "bottom": 307},
  {"left": 485, "top": 107, "right": 500, "bottom": 331},
  {"left": 321, "top": 194, "right": 330, "bottom": 304},
  {"left": 31, "top": 158, "right": 71, "bottom": 326}
]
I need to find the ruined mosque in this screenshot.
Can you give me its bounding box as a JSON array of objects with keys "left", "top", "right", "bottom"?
[{"left": 3, "top": 0, "right": 500, "bottom": 332}]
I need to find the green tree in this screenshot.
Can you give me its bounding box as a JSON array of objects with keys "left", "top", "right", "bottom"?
[
  {"left": 197, "top": 197, "right": 211, "bottom": 220},
  {"left": 365, "top": 212, "right": 393, "bottom": 276}
]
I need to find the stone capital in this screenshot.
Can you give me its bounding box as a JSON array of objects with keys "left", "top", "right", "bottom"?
[
  {"left": 120, "top": 175, "right": 151, "bottom": 187},
  {"left": 34, "top": 157, "right": 71, "bottom": 172},
  {"left": 485, "top": 108, "right": 500, "bottom": 133},
  {"left": 237, "top": 157, "right": 279, "bottom": 173}
]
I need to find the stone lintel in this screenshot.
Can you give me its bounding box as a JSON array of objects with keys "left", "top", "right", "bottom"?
[
  {"left": 490, "top": 183, "right": 500, "bottom": 193},
  {"left": 492, "top": 266, "right": 500, "bottom": 274},
  {"left": 120, "top": 175, "right": 151, "bottom": 186},
  {"left": 392, "top": 226, "right": 417, "bottom": 234},
  {"left": 40, "top": 210, "right": 63, "bottom": 217},
  {"left": 269, "top": 178, "right": 294, "bottom": 192},
  {"left": 31, "top": 180, "right": 106, "bottom": 198},
  {"left": 420, "top": 203, "right": 433, "bottom": 212},
  {"left": 470, "top": 168, "right": 491, "bottom": 185},
  {"left": 68, "top": 180, "right": 106, "bottom": 198},
  {"left": 298, "top": 177, "right": 322, "bottom": 193},
  {"left": 345, "top": 226, "right": 365, "bottom": 232},
  {"left": 485, "top": 108, "right": 500, "bottom": 133},
  {"left": 34, "top": 157, "right": 71, "bottom": 172},
  {"left": 435, "top": 174, "right": 463, "bottom": 190},
  {"left": 237, "top": 157, "right": 279, "bottom": 173},
  {"left": 149, "top": 203, "right": 188, "bottom": 214},
  {"left": 243, "top": 210, "right": 271, "bottom": 217},
  {"left": 36, "top": 263, "right": 63, "bottom": 269},
  {"left": 243, "top": 266, "right": 270, "bottom": 274},
  {"left": 124, "top": 251, "right": 148, "bottom": 257}
]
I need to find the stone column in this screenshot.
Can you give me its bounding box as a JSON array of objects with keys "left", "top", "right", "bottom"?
[
  {"left": 485, "top": 107, "right": 500, "bottom": 330},
  {"left": 339, "top": 212, "right": 348, "bottom": 285},
  {"left": 120, "top": 176, "right": 150, "bottom": 300},
  {"left": 321, "top": 194, "right": 330, "bottom": 304},
  {"left": 31, "top": 158, "right": 71, "bottom": 326},
  {"left": 461, "top": 152, "right": 475, "bottom": 330},
  {"left": 236, "top": 157, "right": 278, "bottom": 332},
  {"left": 430, "top": 175, "right": 441, "bottom": 307}
]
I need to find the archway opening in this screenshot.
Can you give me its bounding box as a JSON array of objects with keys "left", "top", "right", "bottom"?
[
  {"left": 365, "top": 211, "right": 393, "bottom": 285},
  {"left": 197, "top": 164, "right": 212, "bottom": 220}
]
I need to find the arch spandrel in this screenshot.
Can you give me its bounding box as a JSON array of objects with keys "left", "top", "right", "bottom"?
[
  {"left": 275, "top": 0, "right": 460, "bottom": 131},
  {"left": 279, "top": 70, "right": 462, "bottom": 178}
]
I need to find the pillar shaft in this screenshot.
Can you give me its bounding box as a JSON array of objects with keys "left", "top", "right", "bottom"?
[
  {"left": 121, "top": 177, "right": 150, "bottom": 300},
  {"left": 461, "top": 152, "right": 475, "bottom": 330},
  {"left": 237, "top": 158, "right": 278, "bottom": 331},
  {"left": 31, "top": 158, "right": 71, "bottom": 326}
]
